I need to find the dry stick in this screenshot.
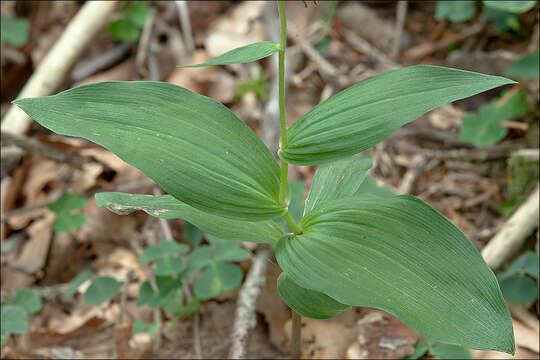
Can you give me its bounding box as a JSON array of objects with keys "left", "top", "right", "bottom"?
[
  {"left": 1, "top": 1, "right": 118, "bottom": 135},
  {"left": 391, "top": 1, "right": 408, "bottom": 60},
  {"left": 397, "top": 154, "right": 426, "bottom": 195},
  {"left": 229, "top": 246, "right": 273, "bottom": 359},
  {"left": 175, "top": 1, "right": 194, "bottom": 56},
  {"left": 482, "top": 185, "right": 540, "bottom": 270},
  {"left": 71, "top": 42, "right": 132, "bottom": 83},
  {"left": 135, "top": 6, "right": 157, "bottom": 78},
  {"left": 342, "top": 29, "right": 399, "bottom": 71}
]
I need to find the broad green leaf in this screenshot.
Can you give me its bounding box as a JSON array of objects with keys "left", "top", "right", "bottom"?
[
  {"left": 108, "top": 19, "right": 140, "bottom": 42},
  {"left": 137, "top": 281, "right": 154, "bottom": 306},
  {"left": 483, "top": 1, "right": 537, "bottom": 13},
  {"left": 83, "top": 276, "right": 121, "bottom": 305},
  {"left": 0, "top": 305, "right": 28, "bottom": 334},
  {"left": 64, "top": 270, "right": 93, "bottom": 299},
  {"left": 498, "top": 251, "right": 539, "bottom": 280},
  {"left": 304, "top": 156, "right": 372, "bottom": 214},
  {"left": 154, "top": 257, "right": 185, "bottom": 276},
  {"left": 53, "top": 214, "right": 86, "bottom": 233},
  {"left": 435, "top": 1, "right": 476, "bottom": 22},
  {"left": 47, "top": 193, "right": 86, "bottom": 214},
  {"left": 139, "top": 245, "right": 164, "bottom": 264},
  {"left": 161, "top": 240, "right": 189, "bottom": 255},
  {"left": 277, "top": 272, "right": 349, "bottom": 319},
  {"left": 126, "top": 2, "right": 148, "bottom": 28},
  {"left": 163, "top": 288, "right": 184, "bottom": 314},
  {"left": 506, "top": 49, "right": 539, "bottom": 79},
  {"left": 483, "top": 7, "right": 520, "bottom": 32},
  {"left": 95, "top": 192, "right": 283, "bottom": 245},
  {"left": 146, "top": 276, "right": 182, "bottom": 308},
  {"left": 11, "top": 289, "right": 42, "bottom": 314},
  {"left": 183, "top": 222, "right": 202, "bottom": 246},
  {"left": 183, "top": 245, "right": 212, "bottom": 277},
  {"left": 279, "top": 66, "right": 515, "bottom": 165},
  {"left": 430, "top": 344, "right": 471, "bottom": 359},
  {"left": 179, "top": 41, "right": 279, "bottom": 68},
  {"left": 207, "top": 235, "right": 251, "bottom": 263},
  {"left": 404, "top": 341, "right": 427, "bottom": 359},
  {"left": 499, "top": 275, "right": 538, "bottom": 304},
  {"left": 279, "top": 181, "right": 305, "bottom": 233},
  {"left": 0, "top": 16, "right": 29, "bottom": 47},
  {"left": 276, "top": 196, "right": 514, "bottom": 353},
  {"left": 14, "top": 82, "right": 284, "bottom": 221},
  {"left": 356, "top": 175, "right": 395, "bottom": 198},
  {"left": 194, "top": 263, "right": 243, "bottom": 300}
]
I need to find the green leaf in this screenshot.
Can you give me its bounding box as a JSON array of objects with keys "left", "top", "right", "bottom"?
[
  {"left": 430, "top": 344, "right": 472, "bottom": 359},
  {"left": 356, "top": 175, "right": 395, "bottom": 198},
  {"left": 483, "top": 7, "right": 520, "bottom": 32},
  {"left": 139, "top": 245, "right": 164, "bottom": 264},
  {"left": 304, "top": 156, "right": 372, "bottom": 214},
  {"left": 47, "top": 193, "right": 87, "bottom": 214},
  {"left": 506, "top": 49, "right": 539, "bottom": 79},
  {"left": 277, "top": 272, "right": 349, "bottom": 319},
  {"left": 137, "top": 281, "right": 154, "bottom": 306},
  {"left": 459, "top": 89, "right": 528, "bottom": 147},
  {"left": 0, "top": 16, "right": 29, "bottom": 47},
  {"left": 0, "top": 305, "right": 28, "bottom": 334},
  {"left": 404, "top": 341, "right": 427, "bottom": 359},
  {"left": 435, "top": 1, "right": 476, "bottom": 22},
  {"left": 183, "top": 222, "right": 202, "bottom": 246},
  {"left": 146, "top": 276, "right": 182, "bottom": 308},
  {"left": 53, "top": 214, "right": 86, "bottom": 233},
  {"left": 64, "top": 270, "right": 93, "bottom": 299},
  {"left": 177, "top": 297, "right": 200, "bottom": 317},
  {"left": 163, "top": 288, "right": 184, "bottom": 314},
  {"left": 207, "top": 236, "right": 251, "bottom": 263},
  {"left": 278, "top": 66, "right": 515, "bottom": 165},
  {"left": 179, "top": 41, "right": 279, "bottom": 68},
  {"left": 11, "top": 288, "right": 42, "bottom": 314},
  {"left": 154, "top": 257, "right": 185, "bottom": 276},
  {"left": 499, "top": 251, "right": 539, "bottom": 280},
  {"left": 499, "top": 275, "right": 538, "bottom": 304},
  {"left": 83, "top": 276, "right": 121, "bottom": 305},
  {"left": 276, "top": 196, "right": 514, "bottom": 353},
  {"left": 183, "top": 245, "right": 212, "bottom": 277},
  {"left": 194, "top": 263, "right": 243, "bottom": 300},
  {"left": 108, "top": 19, "right": 140, "bottom": 42},
  {"left": 161, "top": 240, "right": 189, "bottom": 255},
  {"left": 133, "top": 320, "right": 160, "bottom": 334},
  {"left": 1, "top": 331, "right": 7, "bottom": 347},
  {"left": 483, "top": 1, "right": 537, "bottom": 13},
  {"left": 95, "top": 192, "right": 283, "bottom": 245},
  {"left": 126, "top": 2, "right": 148, "bottom": 28},
  {"left": 14, "top": 82, "right": 284, "bottom": 221}
]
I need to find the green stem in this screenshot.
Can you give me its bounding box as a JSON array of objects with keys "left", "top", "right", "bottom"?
[
  {"left": 291, "top": 310, "right": 302, "bottom": 358},
  {"left": 277, "top": 0, "right": 289, "bottom": 207},
  {"left": 284, "top": 212, "right": 303, "bottom": 235}
]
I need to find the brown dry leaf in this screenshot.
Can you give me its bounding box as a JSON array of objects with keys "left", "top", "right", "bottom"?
[
  {"left": 80, "top": 147, "right": 146, "bottom": 186},
  {"left": 513, "top": 319, "right": 540, "bottom": 353},
  {"left": 205, "top": 2, "right": 266, "bottom": 58},
  {"left": 346, "top": 309, "right": 419, "bottom": 359},
  {"left": 75, "top": 58, "right": 134, "bottom": 87},
  {"left": 0, "top": 266, "right": 34, "bottom": 292},
  {"left": 10, "top": 212, "right": 55, "bottom": 274},
  {"left": 207, "top": 69, "right": 236, "bottom": 104},
  {"left": 70, "top": 162, "right": 104, "bottom": 195},
  {"left": 257, "top": 262, "right": 291, "bottom": 353},
  {"left": 47, "top": 301, "right": 119, "bottom": 335},
  {"left": 472, "top": 347, "right": 539, "bottom": 359},
  {"left": 168, "top": 50, "right": 217, "bottom": 95},
  {"left": 43, "top": 232, "right": 78, "bottom": 284},
  {"left": 284, "top": 312, "right": 358, "bottom": 359}
]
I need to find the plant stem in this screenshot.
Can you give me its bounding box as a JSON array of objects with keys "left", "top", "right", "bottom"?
[
  {"left": 291, "top": 310, "right": 302, "bottom": 358},
  {"left": 278, "top": 0, "right": 289, "bottom": 206},
  {"left": 284, "top": 212, "right": 303, "bottom": 235}
]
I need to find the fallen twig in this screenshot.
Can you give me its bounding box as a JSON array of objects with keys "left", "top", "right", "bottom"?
[
  {"left": 229, "top": 246, "right": 273, "bottom": 359},
  {"left": 176, "top": 1, "right": 194, "bottom": 56},
  {"left": 71, "top": 42, "right": 133, "bottom": 83},
  {"left": 391, "top": 1, "right": 408, "bottom": 59},
  {"left": 397, "top": 154, "right": 426, "bottom": 195},
  {"left": 1, "top": 1, "right": 118, "bottom": 135},
  {"left": 482, "top": 185, "right": 540, "bottom": 270}
]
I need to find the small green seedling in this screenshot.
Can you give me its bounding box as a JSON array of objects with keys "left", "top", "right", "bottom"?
[
  {"left": 1, "top": 288, "right": 42, "bottom": 347},
  {"left": 498, "top": 251, "right": 539, "bottom": 305},
  {"left": 0, "top": 16, "right": 29, "bottom": 48},
  {"left": 47, "top": 193, "right": 87, "bottom": 232},
  {"left": 108, "top": 1, "right": 148, "bottom": 43},
  {"left": 234, "top": 65, "right": 269, "bottom": 102},
  {"left": 132, "top": 320, "right": 160, "bottom": 335},
  {"left": 64, "top": 270, "right": 121, "bottom": 306},
  {"left": 14, "top": 0, "right": 517, "bottom": 354}
]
